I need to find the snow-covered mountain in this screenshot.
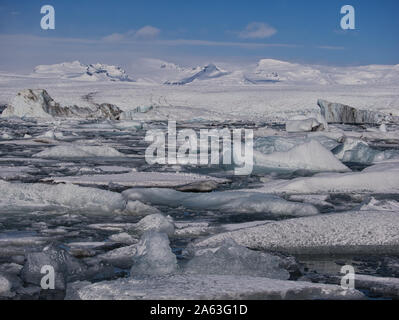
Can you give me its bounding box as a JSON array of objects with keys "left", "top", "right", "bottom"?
[
  {"left": 244, "top": 59, "right": 399, "bottom": 86},
  {"left": 244, "top": 59, "right": 328, "bottom": 85},
  {"left": 27, "top": 58, "right": 399, "bottom": 86},
  {"left": 33, "top": 61, "right": 134, "bottom": 82},
  {"left": 165, "top": 63, "right": 230, "bottom": 85}
]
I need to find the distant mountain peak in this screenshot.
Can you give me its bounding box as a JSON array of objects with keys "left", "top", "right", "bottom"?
[{"left": 33, "top": 61, "right": 134, "bottom": 82}]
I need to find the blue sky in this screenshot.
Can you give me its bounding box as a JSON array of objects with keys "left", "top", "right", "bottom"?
[{"left": 0, "top": 0, "right": 398, "bottom": 71}]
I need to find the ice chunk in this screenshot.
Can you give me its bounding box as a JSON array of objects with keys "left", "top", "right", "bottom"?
[
  {"left": 252, "top": 140, "right": 349, "bottom": 173},
  {"left": 194, "top": 210, "right": 399, "bottom": 255},
  {"left": 69, "top": 274, "right": 364, "bottom": 300},
  {"left": 97, "top": 245, "right": 138, "bottom": 269},
  {"left": 33, "top": 144, "right": 125, "bottom": 158},
  {"left": 133, "top": 214, "right": 175, "bottom": 236},
  {"left": 108, "top": 232, "right": 137, "bottom": 245},
  {"left": 130, "top": 232, "right": 178, "bottom": 277},
  {"left": 174, "top": 222, "right": 213, "bottom": 237},
  {"left": 0, "top": 180, "right": 125, "bottom": 214},
  {"left": 0, "top": 275, "right": 13, "bottom": 297},
  {"left": 185, "top": 240, "right": 290, "bottom": 280},
  {"left": 333, "top": 137, "right": 399, "bottom": 164},
  {"left": 285, "top": 118, "right": 324, "bottom": 133},
  {"left": 254, "top": 135, "right": 339, "bottom": 154},
  {"left": 21, "top": 244, "right": 86, "bottom": 290},
  {"left": 38, "top": 129, "right": 64, "bottom": 140},
  {"left": 123, "top": 188, "right": 319, "bottom": 217},
  {"left": 318, "top": 99, "right": 390, "bottom": 124}
]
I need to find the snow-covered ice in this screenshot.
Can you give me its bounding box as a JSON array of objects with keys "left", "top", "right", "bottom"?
[
  {"left": 194, "top": 210, "right": 399, "bottom": 255},
  {"left": 0, "top": 180, "right": 125, "bottom": 214},
  {"left": 185, "top": 240, "right": 290, "bottom": 280},
  {"left": 252, "top": 140, "right": 350, "bottom": 173},
  {"left": 252, "top": 162, "right": 399, "bottom": 194},
  {"left": 44, "top": 171, "right": 228, "bottom": 188},
  {"left": 33, "top": 145, "right": 125, "bottom": 159}
]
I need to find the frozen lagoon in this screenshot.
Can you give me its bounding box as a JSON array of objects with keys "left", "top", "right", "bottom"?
[{"left": 0, "top": 74, "right": 399, "bottom": 299}]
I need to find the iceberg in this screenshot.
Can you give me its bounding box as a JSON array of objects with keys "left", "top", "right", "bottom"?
[
  {"left": 318, "top": 99, "right": 390, "bottom": 124},
  {"left": 1, "top": 89, "right": 122, "bottom": 119},
  {"left": 185, "top": 240, "right": 290, "bottom": 280},
  {"left": 21, "top": 244, "right": 86, "bottom": 291},
  {"left": 332, "top": 137, "right": 399, "bottom": 164},
  {"left": 130, "top": 232, "right": 178, "bottom": 277},
  {"left": 252, "top": 140, "right": 350, "bottom": 173},
  {"left": 123, "top": 188, "right": 319, "bottom": 217},
  {"left": 285, "top": 118, "right": 324, "bottom": 133}
]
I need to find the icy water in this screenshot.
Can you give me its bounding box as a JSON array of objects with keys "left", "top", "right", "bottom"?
[{"left": 1, "top": 118, "right": 399, "bottom": 299}]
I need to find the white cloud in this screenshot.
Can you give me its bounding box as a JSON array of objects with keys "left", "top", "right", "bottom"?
[
  {"left": 238, "top": 22, "right": 277, "bottom": 39},
  {"left": 102, "top": 33, "right": 125, "bottom": 42},
  {"left": 134, "top": 26, "right": 161, "bottom": 39},
  {"left": 102, "top": 26, "right": 160, "bottom": 42}
]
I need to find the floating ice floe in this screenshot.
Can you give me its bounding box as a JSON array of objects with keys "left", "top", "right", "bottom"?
[
  {"left": 1, "top": 89, "right": 122, "bottom": 119},
  {"left": 252, "top": 140, "right": 350, "bottom": 173},
  {"left": 0, "top": 180, "right": 125, "bottom": 214},
  {"left": 37, "top": 129, "right": 64, "bottom": 140},
  {"left": 67, "top": 274, "right": 364, "bottom": 300},
  {"left": 108, "top": 232, "right": 137, "bottom": 245},
  {"left": 0, "top": 166, "right": 37, "bottom": 180},
  {"left": 185, "top": 240, "right": 290, "bottom": 280},
  {"left": 33, "top": 144, "right": 125, "bottom": 159},
  {"left": 97, "top": 244, "right": 138, "bottom": 269},
  {"left": 130, "top": 232, "right": 178, "bottom": 277},
  {"left": 123, "top": 188, "right": 319, "bottom": 217},
  {"left": 318, "top": 99, "right": 391, "bottom": 124},
  {"left": 45, "top": 171, "right": 228, "bottom": 188},
  {"left": 254, "top": 161, "right": 399, "bottom": 194},
  {"left": 174, "top": 222, "right": 213, "bottom": 237},
  {"left": 285, "top": 118, "right": 324, "bottom": 133},
  {"left": 194, "top": 210, "right": 399, "bottom": 255}
]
